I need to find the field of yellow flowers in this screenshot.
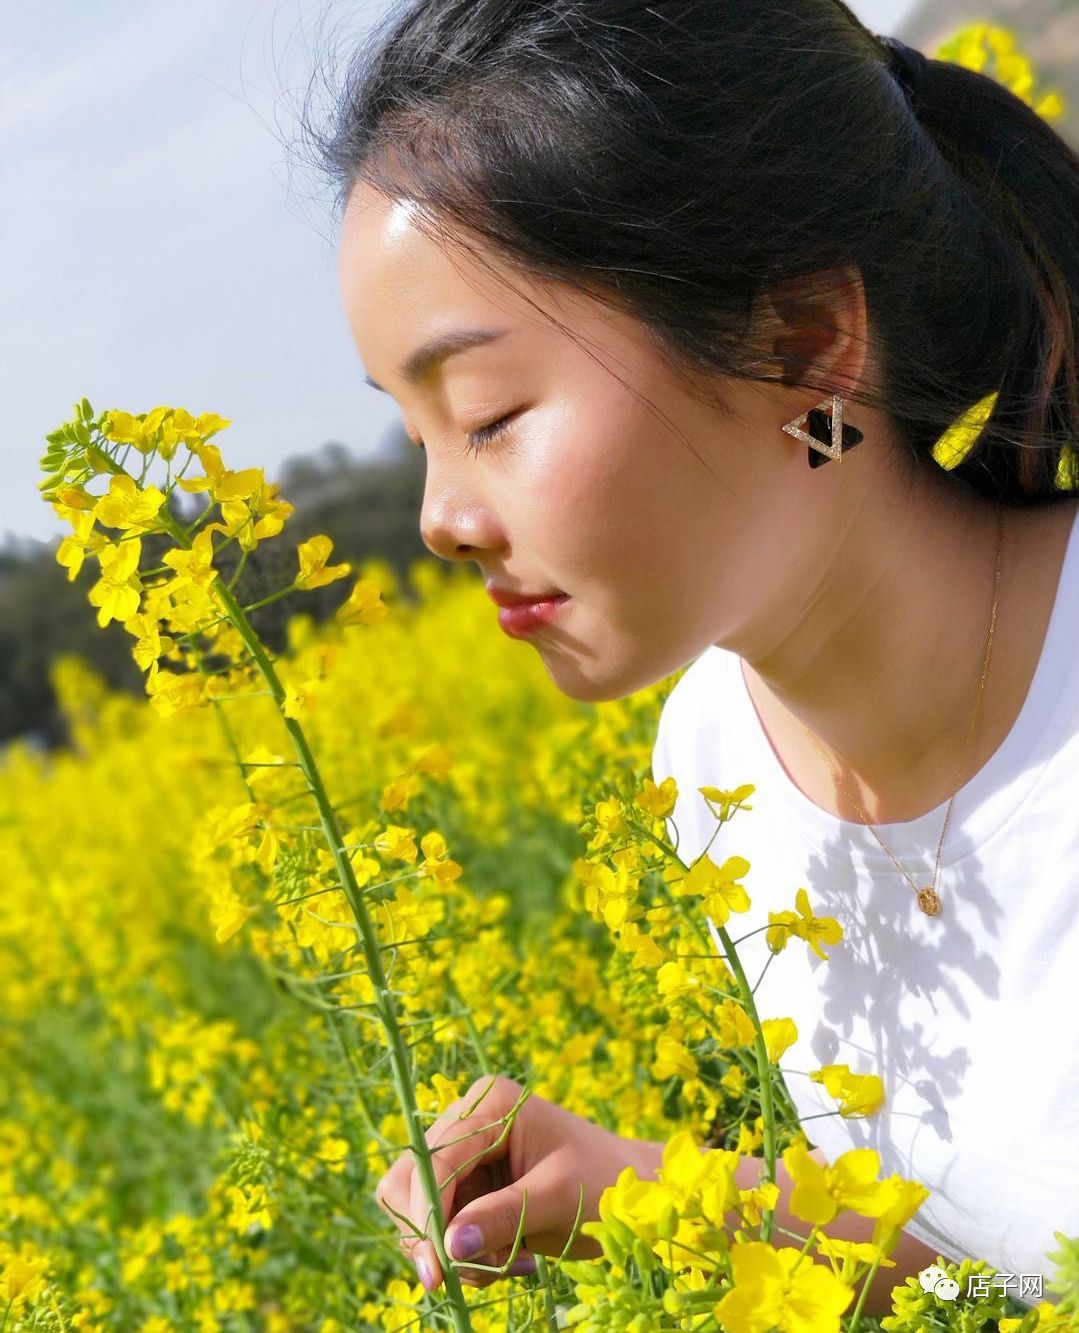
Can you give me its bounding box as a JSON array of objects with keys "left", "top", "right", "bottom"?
[
  {"left": 4, "top": 24, "right": 1077, "bottom": 1332},
  {"left": 2, "top": 392, "right": 1073, "bottom": 1333}
]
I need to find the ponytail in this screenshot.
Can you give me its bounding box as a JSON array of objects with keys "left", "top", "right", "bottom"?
[{"left": 901, "top": 38, "right": 1079, "bottom": 499}]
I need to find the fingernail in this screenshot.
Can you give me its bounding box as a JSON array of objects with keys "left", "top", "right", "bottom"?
[
  {"left": 447, "top": 1223, "right": 484, "bottom": 1260},
  {"left": 508, "top": 1255, "right": 537, "bottom": 1277},
  {"left": 416, "top": 1254, "right": 435, "bottom": 1290}
]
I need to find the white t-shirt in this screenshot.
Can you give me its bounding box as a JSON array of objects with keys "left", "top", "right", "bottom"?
[{"left": 650, "top": 503, "right": 1079, "bottom": 1295}]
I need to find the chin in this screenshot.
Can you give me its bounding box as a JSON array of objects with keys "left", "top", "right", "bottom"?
[{"left": 537, "top": 642, "right": 670, "bottom": 703}]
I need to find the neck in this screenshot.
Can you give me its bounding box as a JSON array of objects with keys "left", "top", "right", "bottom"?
[{"left": 736, "top": 477, "right": 1072, "bottom": 825}]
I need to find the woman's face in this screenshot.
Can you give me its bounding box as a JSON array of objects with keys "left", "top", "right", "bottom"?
[{"left": 337, "top": 181, "right": 839, "bottom": 702}]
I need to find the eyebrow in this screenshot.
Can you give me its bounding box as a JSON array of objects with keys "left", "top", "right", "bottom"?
[{"left": 363, "top": 326, "right": 510, "bottom": 393}]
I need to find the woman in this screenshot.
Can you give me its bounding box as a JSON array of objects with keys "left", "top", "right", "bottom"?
[{"left": 312, "top": 0, "right": 1079, "bottom": 1310}]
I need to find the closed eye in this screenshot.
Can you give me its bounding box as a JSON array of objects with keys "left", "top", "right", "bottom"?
[
  {"left": 408, "top": 410, "right": 521, "bottom": 453},
  {"left": 465, "top": 411, "right": 518, "bottom": 453}
]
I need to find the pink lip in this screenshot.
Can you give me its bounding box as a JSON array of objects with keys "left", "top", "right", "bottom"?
[
  {"left": 486, "top": 583, "right": 566, "bottom": 607},
  {"left": 496, "top": 594, "right": 571, "bottom": 637}
]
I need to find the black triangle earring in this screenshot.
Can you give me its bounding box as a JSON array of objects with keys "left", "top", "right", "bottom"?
[{"left": 781, "top": 393, "right": 864, "bottom": 467}]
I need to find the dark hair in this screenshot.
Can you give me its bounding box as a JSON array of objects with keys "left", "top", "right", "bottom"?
[{"left": 300, "top": 0, "right": 1079, "bottom": 504}]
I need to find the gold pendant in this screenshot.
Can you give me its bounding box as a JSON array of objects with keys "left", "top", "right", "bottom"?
[{"left": 916, "top": 886, "right": 942, "bottom": 916}]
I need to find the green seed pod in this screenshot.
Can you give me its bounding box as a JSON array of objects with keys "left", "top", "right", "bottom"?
[
  {"left": 657, "top": 1200, "right": 679, "bottom": 1241},
  {"left": 631, "top": 1236, "right": 655, "bottom": 1274},
  {"left": 599, "top": 1226, "right": 629, "bottom": 1268}
]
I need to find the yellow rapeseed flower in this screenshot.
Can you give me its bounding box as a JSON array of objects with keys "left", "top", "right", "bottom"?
[
  {"left": 373, "top": 824, "right": 418, "bottom": 864},
  {"left": 739, "top": 1179, "right": 781, "bottom": 1228},
  {"left": 809, "top": 1063, "right": 885, "bottom": 1117},
  {"left": 782, "top": 1142, "right": 892, "bottom": 1226},
  {"left": 736, "top": 1116, "right": 766, "bottom": 1155},
  {"left": 283, "top": 677, "right": 321, "bottom": 719},
  {"left": 0, "top": 1252, "right": 49, "bottom": 1305},
  {"left": 102, "top": 406, "right": 171, "bottom": 453},
  {"left": 721, "top": 1065, "right": 747, "bottom": 1097},
  {"left": 616, "top": 919, "right": 668, "bottom": 969},
  {"left": 145, "top": 668, "right": 206, "bottom": 718},
  {"left": 999, "top": 1301, "right": 1074, "bottom": 1332},
  {"left": 870, "top": 1177, "right": 931, "bottom": 1253},
  {"left": 93, "top": 474, "right": 166, "bottom": 533},
  {"left": 815, "top": 1235, "right": 895, "bottom": 1282},
  {"left": 123, "top": 611, "right": 175, "bottom": 677},
  {"left": 161, "top": 528, "right": 218, "bottom": 589},
  {"left": 295, "top": 535, "right": 351, "bottom": 590},
  {"left": 716, "top": 998, "right": 756, "bottom": 1049},
  {"left": 699, "top": 783, "right": 755, "bottom": 822},
  {"left": 176, "top": 441, "right": 261, "bottom": 502},
  {"left": 713, "top": 1240, "right": 854, "bottom": 1333},
  {"left": 225, "top": 1183, "right": 273, "bottom": 1233},
  {"left": 767, "top": 888, "right": 843, "bottom": 960},
  {"left": 658, "top": 1129, "right": 740, "bottom": 1217},
  {"left": 936, "top": 23, "right": 1066, "bottom": 120},
  {"left": 56, "top": 509, "right": 107, "bottom": 581},
  {"left": 657, "top": 959, "right": 701, "bottom": 999},
  {"left": 675, "top": 852, "right": 751, "bottom": 925},
  {"left": 210, "top": 891, "right": 258, "bottom": 945},
  {"left": 87, "top": 538, "right": 143, "bottom": 627},
  {"left": 652, "top": 1032, "right": 698, "bottom": 1082},
  {"left": 635, "top": 776, "right": 678, "bottom": 818},
  {"left": 336, "top": 577, "right": 388, "bottom": 626},
  {"left": 318, "top": 1136, "right": 349, "bottom": 1173},
  {"left": 761, "top": 1016, "right": 798, "bottom": 1064}
]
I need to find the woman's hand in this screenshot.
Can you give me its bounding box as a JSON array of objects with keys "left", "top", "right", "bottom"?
[{"left": 374, "top": 1073, "right": 651, "bottom": 1291}]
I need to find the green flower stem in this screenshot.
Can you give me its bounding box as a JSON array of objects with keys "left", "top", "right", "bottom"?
[
  {"left": 158, "top": 513, "right": 475, "bottom": 1333},
  {"left": 847, "top": 1247, "right": 885, "bottom": 1333},
  {"left": 751, "top": 949, "right": 777, "bottom": 996},
  {"left": 712, "top": 920, "right": 779, "bottom": 1244},
  {"left": 226, "top": 546, "right": 250, "bottom": 592},
  {"left": 532, "top": 1254, "right": 561, "bottom": 1331},
  {"left": 789, "top": 1224, "right": 820, "bottom": 1271},
  {"left": 616, "top": 810, "right": 784, "bottom": 1243},
  {"left": 210, "top": 695, "right": 256, "bottom": 802}
]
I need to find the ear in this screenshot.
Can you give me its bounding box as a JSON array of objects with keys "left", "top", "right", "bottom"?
[{"left": 751, "top": 264, "right": 870, "bottom": 396}]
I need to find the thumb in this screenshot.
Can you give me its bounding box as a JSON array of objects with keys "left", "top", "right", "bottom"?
[{"left": 445, "top": 1175, "right": 550, "bottom": 1265}]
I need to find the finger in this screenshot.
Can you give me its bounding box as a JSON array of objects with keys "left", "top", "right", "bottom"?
[
  {"left": 374, "top": 1151, "right": 419, "bottom": 1245},
  {"left": 375, "top": 1077, "right": 511, "bottom": 1264},
  {"left": 408, "top": 1075, "right": 522, "bottom": 1287},
  {"left": 440, "top": 1156, "right": 584, "bottom": 1290}
]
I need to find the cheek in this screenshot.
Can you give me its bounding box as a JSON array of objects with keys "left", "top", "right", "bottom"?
[{"left": 516, "top": 408, "right": 707, "bottom": 575}]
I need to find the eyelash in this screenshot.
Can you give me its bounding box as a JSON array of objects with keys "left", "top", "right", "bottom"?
[
  {"left": 464, "top": 413, "right": 515, "bottom": 454},
  {"left": 411, "top": 412, "right": 517, "bottom": 454}
]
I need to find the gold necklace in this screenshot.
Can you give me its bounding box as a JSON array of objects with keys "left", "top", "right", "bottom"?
[{"left": 797, "top": 502, "right": 1004, "bottom": 917}]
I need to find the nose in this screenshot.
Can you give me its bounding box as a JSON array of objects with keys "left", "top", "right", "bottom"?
[{"left": 418, "top": 471, "right": 503, "bottom": 562}]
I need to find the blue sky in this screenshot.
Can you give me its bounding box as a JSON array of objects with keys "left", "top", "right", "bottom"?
[{"left": 2, "top": 0, "right": 914, "bottom": 546}]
